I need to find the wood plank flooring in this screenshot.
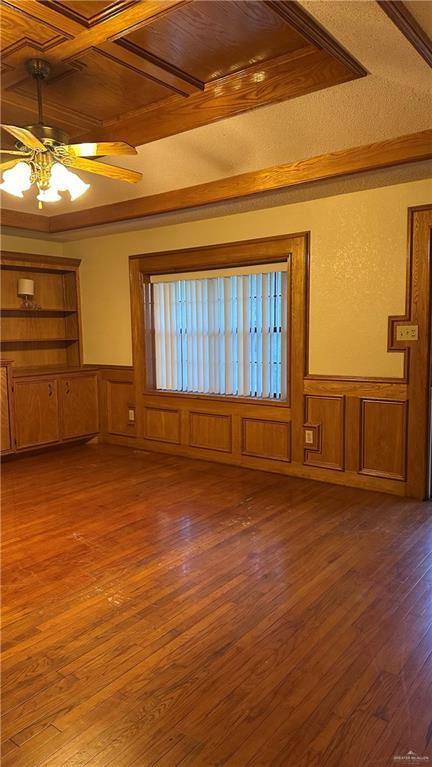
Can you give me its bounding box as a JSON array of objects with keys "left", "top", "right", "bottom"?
[{"left": 2, "top": 443, "right": 432, "bottom": 766}]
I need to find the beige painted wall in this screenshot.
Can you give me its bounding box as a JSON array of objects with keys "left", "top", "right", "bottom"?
[
  {"left": 62, "top": 178, "right": 430, "bottom": 377},
  {"left": 1, "top": 233, "right": 64, "bottom": 257}
]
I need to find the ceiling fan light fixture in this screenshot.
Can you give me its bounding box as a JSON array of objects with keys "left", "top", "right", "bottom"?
[
  {"left": 0, "top": 58, "right": 142, "bottom": 208},
  {"left": 36, "top": 185, "right": 61, "bottom": 203},
  {"left": 0, "top": 161, "right": 31, "bottom": 198},
  {"left": 51, "top": 162, "right": 90, "bottom": 200}
]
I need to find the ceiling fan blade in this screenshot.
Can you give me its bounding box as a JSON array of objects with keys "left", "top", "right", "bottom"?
[
  {"left": 0, "top": 149, "right": 30, "bottom": 155},
  {"left": 64, "top": 141, "right": 137, "bottom": 157},
  {"left": 1, "top": 125, "right": 45, "bottom": 151},
  {"left": 0, "top": 158, "right": 22, "bottom": 172},
  {"left": 67, "top": 156, "right": 142, "bottom": 184}
]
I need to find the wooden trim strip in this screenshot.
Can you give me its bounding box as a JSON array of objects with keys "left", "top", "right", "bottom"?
[
  {"left": 1, "top": 209, "right": 50, "bottom": 233},
  {"left": 377, "top": 1, "right": 432, "bottom": 68},
  {"left": 304, "top": 379, "right": 408, "bottom": 399},
  {"left": 47, "top": 130, "right": 432, "bottom": 233},
  {"left": 2, "top": 132, "right": 431, "bottom": 235},
  {"left": 0, "top": 250, "right": 81, "bottom": 268}
]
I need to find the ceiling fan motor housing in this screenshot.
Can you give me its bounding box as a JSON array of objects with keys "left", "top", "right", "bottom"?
[{"left": 21, "top": 125, "right": 70, "bottom": 149}]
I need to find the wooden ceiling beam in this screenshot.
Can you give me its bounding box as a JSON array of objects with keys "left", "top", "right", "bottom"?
[
  {"left": 4, "top": 0, "right": 189, "bottom": 64},
  {"left": 2, "top": 129, "right": 425, "bottom": 234},
  {"left": 1, "top": 209, "right": 50, "bottom": 233}
]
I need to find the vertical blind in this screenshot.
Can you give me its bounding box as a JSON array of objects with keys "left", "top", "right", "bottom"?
[{"left": 152, "top": 266, "right": 287, "bottom": 399}]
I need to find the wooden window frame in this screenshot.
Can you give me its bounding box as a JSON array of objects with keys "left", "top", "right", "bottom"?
[{"left": 129, "top": 234, "right": 308, "bottom": 408}]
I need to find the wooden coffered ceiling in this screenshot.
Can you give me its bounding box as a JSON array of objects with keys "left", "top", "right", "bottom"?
[{"left": 1, "top": 0, "right": 366, "bottom": 147}]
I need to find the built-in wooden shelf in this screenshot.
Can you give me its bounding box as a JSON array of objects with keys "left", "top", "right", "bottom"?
[
  {"left": 0, "top": 307, "right": 77, "bottom": 314},
  {"left": 1, "top": 251, "right": 82, "bottom": 369},
  {"left": 1, "top": 338, "right": 79, "bottom": 344}
]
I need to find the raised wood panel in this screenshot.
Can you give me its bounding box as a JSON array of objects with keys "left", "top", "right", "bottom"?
[
  {"left": 106, "top": 379, "right": 135, "bottom": 436},
  {"left": 14, "top": 378, "right": 60, "bottom": 448},
  {"left": 189, "top": 411, "right": 232, "bottom": 453},
  {"left": 242, "top": 417, "right": 291, "bottom": 462},
  {"left": 304, "top": 395, "right": 345, "bottom": 471},
  {"left": 60, "top": 374, "right": 99, "bottom": 438},
  {"left": 145, "top": 406, "right": 180, "bottom": 444},
  {"left": 360, "top": 399, "right": 407, "bottom": 481}
]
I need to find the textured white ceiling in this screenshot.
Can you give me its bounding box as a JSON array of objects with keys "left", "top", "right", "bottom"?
[{"left": 1, "top": 0, "right": 431, "bottom": 216}]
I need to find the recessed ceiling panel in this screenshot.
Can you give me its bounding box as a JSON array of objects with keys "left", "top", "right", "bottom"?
[
  {"left": 13, "top": 49, "right": 171, "bottom": 124},
  {"left": 123, "top": 0, "right": 310, "bottom": 82}
]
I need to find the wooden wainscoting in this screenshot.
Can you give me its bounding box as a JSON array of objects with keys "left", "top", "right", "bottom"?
[
  {"left": 97, "top": 366, "right": 136, "bottom": 441},
  {"left": 136, "top": 392, "right": 293, "bottom": 475},
  {"left": 106, "top": 208, "right": 430, "bottom": 498}
]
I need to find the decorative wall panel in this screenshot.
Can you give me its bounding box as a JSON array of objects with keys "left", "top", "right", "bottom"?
[
  {"left": 360, "top": 399, "right": 407, "bottom": 480},
  {"left": 304, "top": 395, "right": 345, "bottom": 470},
  {"left": 242, "top": 418, "right": 291, "bottom": 461},
  {"left": 145, "top": 406, "right": 180, "bottom": 444},
  {"left": 189, "top": 411, "right": 232, "bottom": 453}
]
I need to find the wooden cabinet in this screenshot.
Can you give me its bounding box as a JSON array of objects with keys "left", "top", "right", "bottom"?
[
  {"left": 1, "top": 252, "right": 101, "bottom": 456},
  {"left": 12, "top": 371, "right": 99, "bottom": 452},
  {"left": 60, "top": 374, "right": 99, "bottom": 439},
  {"left": 14, "top": 378, "right": 60, "bottom": 449}
]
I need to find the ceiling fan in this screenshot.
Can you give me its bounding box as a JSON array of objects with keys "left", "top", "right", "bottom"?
[{"left": 0, "top": 58, "right": 143, "bottom": 207}]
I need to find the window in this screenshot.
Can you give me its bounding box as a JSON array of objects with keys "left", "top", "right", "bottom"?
[{"left": 151, "top": 264, "right": 287, "bottom": 399}]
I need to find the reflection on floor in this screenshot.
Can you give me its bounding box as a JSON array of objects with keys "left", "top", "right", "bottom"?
[{"left": 2, "top": 444, "right": 432, "bottom": 766}]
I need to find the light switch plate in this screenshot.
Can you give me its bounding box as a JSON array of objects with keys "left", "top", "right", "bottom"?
[
  {"left": 396, "top": 324, "right": 419, "bottom": 341},
  {"left": 305, "top": 429, "right": 314, "bottom": 445},
  {"left": 128, "top": 408, "right": 135, "bottom": 422}
]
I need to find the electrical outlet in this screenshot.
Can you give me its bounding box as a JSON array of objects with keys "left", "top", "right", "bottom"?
[
  {"left": 128, "top": 408, "right": 135, "bottom": 422},
  {"left": 305, "top": 429, "right": 314, "bottom": 445},
  {"left": 396, "top": 324, "right": 419, "bottom": 341}
]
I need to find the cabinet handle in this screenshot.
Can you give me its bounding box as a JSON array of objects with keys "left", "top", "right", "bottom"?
[
  {"left": 48, "top": 383, "right": 53, "bottom": 397},
  {"left": 65, "top": 381, "right": 70, "bottom": 395}
]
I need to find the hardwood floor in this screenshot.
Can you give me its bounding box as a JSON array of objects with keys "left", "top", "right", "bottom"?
[{"left": 2, "top": 444, "right": 432, "bottom": 766}]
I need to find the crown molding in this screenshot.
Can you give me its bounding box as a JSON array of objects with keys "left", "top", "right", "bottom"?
[
  {"left": 1, "top": 208, "right": 50, "bottom": 233},
  {"left": 2, "top": 130, "right": 431, "bottom": 235}
]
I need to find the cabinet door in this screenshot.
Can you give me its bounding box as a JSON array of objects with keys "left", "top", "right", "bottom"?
[
  {"left": 14, "top": 379, "right": 59, "bottom": 449},
  {"left": 1, "top": 366, "right": 11, "bottom": 452},
  {"left": 60, "top": 375, "right": 99, "bottom": 439}
]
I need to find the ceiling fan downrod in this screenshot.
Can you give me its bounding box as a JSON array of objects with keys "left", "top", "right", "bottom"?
[{"left": 26, "top": 58, "right": 51, "bottom": 126}]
